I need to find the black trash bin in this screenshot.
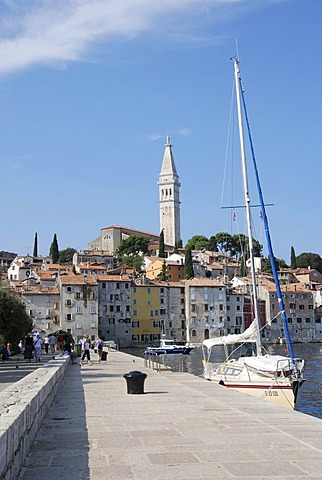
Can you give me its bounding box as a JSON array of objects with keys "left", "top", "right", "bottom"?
[
  {"left": 101, "top": 351, "right": 108, "bottom": 361},
  {"left": 123, "top": 371, "right": 147, "bottom": 394}
]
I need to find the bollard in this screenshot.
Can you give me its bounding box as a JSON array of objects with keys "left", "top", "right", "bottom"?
[{"left": 123, "top": 371, "right": 147, "bottom": 394}]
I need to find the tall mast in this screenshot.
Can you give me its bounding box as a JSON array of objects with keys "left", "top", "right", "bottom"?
[{"left": 233, "top": 58, "right": 262, "bottom": 356}]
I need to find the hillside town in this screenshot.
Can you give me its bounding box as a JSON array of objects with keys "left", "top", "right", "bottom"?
[{"left": 1, "top": 137, "right": 322, "bottom": 348}]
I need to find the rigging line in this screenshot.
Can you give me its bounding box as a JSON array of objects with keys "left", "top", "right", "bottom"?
[{"left": 221, "top": 77, "right": 236, "bottom": 209}]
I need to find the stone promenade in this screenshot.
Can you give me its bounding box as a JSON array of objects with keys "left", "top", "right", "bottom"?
[{"left": 17, "top": 350, "right": 322, "bottom": 479}]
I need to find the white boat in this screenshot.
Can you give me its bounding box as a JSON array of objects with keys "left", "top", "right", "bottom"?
[
  {"left": 143, "top": 337, "right": 194, "bottom": 355},
  {"left": 202, "top": 58, "right": 305, "bottom": 410}
]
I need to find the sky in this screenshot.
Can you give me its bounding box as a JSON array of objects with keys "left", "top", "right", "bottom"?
[{"left": 0, "top": 0, "right": 321, "bottom": 263}]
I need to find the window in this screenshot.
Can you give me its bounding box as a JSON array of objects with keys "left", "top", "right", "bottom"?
[
  {"left": 102, "top": 282, "right": 106, "bottom": 289},
  {"left": 67, "top": 286, "right": 72, "bottom": 293},
  {"left": 147, "top": 287, "right": 151, "bottom": 294},
  {"left": 110, "top": 306, "right": 114, "bottom": 312},
  {"left": 133, "top": 310, "right": 137, "bottom": 316},
  {"left": 150, "top": 310, "right": 154, "bottom": 317},
  {"left": 126, "top": 306, "right": 130, "bottom": 312},
  {"left": 191, "top": 304, "right": 196, "bottom": 312},
  {"left": 76, "top": 307, "right": 82, "bottom": 314},
  {"left": 297, "top": 318, "right": 302, "bottom": 323},
  {"left": 76, "top": 292, "right": 81, "bottom": 299},
  {"left": 153, "top": 321, "right": 159, "bottom": 328},
  {"left": 90, "top": 306, "right": 96, "bottom": 314},
  {"left": 154, "top": 310, "right": 158, "bottom": 316},
  {"left": 160, "top": 288, "right": 164, "bottom": 293},
  {"left": 219, "top": 304, "right": 223, "bottom": 311},
  {"left": 133, "top": 299, "right": 137, "bottom": 304},
  {"left": 288, "top": 318, "right": 292, "bottom": 323},
  {"left": 299, "top": 305, "right": 304, "bottom": 310},
  {"left": 66, "top": 299, "right": 72, "bottom": 306},
  {"left": 204, "top": 304, "right": 209, "bottom": 311},
  {"left": 160, "top": 309, "right": 165, "bottom": 315},
  {"left": 66, "top": 314, "right": 72, "bottom": 321},
  {"left": 306, "top": 318, "right": 311, "bottom": 323},
  {"left": 236, "top": 305, "right": 240, "bottom": 311},
  {"left": 116, "top": 306, "right": 120, "bottom": 312},
  {"left": 132, "top": 321, "right": 139, "bottom": 328},
  {"left": 236, "top": 316, "right": 242, "bottom": 325}
]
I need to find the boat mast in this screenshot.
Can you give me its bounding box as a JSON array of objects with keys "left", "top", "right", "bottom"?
[{"left": 233, "top": 58, "right": 262, "bottom": 356}]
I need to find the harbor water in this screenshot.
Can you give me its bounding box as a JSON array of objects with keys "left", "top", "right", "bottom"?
[{"left": 124, "top": 343, "right": 322, "bottom": 419}]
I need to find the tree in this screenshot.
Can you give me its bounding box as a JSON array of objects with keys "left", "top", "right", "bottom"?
[
  {"left": 157, "top": 260, "right": 168, "bottom": 281},
  {"left": 59, "top": 247, "right": 77, "bottom": 265},
  {"left": 159, "top": 230, "right": 165, "bottom": 258},
  {"left": 0, "top": 289, "right": 33, "bottom": 349},
  {"left": 211, "top": 232, "right": 233, "bottom": 255},
  {"left": 185, "top": 235, "right": 209, "bottom": 251},
  {"left": 49, "top": 234, "right": 59, "bottom": 263},
  {"left": 184, "top": 247, "right": 194, "bottom": 279},
  {"left": 290, "top": 246, "right": 297, "bottom": 269},
  {"left": 33, "top": 232, "right": 38, "bottom": 257},
  {"left": 296, "top": 252, "right": 322, "bottom": 274},
  {"left": 116, "top": 235, "right": 150, "bottom": 257},
  {"left": 174, "top": 239, "right": 182, "bottom": 254}
]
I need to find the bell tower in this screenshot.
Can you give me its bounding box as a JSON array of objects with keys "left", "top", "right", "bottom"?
[{"left": 158, "top": 135, "right": 181, "bottom": 247}]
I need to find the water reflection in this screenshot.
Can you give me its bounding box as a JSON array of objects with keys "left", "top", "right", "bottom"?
[{"left": 124, "top": 343, "right": 322, "bottom": 419}]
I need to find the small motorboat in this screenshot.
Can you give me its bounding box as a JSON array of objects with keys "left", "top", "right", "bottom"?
[{"left": 143, "top": 337, "right": 194, "bottom": 356}]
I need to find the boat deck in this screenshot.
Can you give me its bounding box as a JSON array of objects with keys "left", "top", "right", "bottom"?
[{"left": 18, "top": 350, "right": 322, "bottom": 479}]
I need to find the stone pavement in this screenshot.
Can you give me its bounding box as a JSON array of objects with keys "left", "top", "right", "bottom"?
[{"left": 18, "top": 350, "right": 322, "bottom": 479}]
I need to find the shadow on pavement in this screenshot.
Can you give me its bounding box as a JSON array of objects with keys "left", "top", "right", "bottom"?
[{"left": 17, "top": 364, "right": 90, "bottom": 480}]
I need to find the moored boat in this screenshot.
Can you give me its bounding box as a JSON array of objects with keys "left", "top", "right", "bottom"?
[
  {"left": 202, "top": 57, "right": 305, "bottom": 409},
  {"left": 143, "top": 337, "right": 194, "bottom": 355}
]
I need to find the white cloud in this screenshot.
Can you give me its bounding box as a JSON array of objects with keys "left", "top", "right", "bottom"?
[{"left": 0, "top": 0, "right": 279, "bottom": 76}]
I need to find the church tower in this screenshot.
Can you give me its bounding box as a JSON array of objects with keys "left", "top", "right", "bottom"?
[{"left": 158, "top": 135, "right": 181, "bottom": 247}]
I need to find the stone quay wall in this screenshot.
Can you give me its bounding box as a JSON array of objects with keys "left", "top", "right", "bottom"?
[{"left": 0, "top": 357, "right": 70, "bottom": 480}]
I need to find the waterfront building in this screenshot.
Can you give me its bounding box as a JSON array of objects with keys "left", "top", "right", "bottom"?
[
  {"left": 58, "top": 274, "right": 98, "bottom": 343},
  {"left": 97, "top": 274, "right": 132, "bottom": 348},
  {"left": 131, "top": 279, "right": 161, "bottom": 345},
  {"left": 158, "top": 136, "right": 181, "bottom": 247},
  {"left": 184, "top": 278, "right": 227, "bottom": 344}
]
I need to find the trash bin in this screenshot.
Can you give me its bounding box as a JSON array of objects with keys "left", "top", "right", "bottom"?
[
  {"left": 74, "top": 344, "right": 81, "bottom": 357},
  {"left": 123, "top": 371, "right": 147, "bottom": 394},
  {"left": 101, "top": 351, "right": 108, "bottom": 361}
]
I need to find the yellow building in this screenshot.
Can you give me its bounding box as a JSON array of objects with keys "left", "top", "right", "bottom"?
[{"left": 132, "top": 280, "right": 161, "bottom": 344}]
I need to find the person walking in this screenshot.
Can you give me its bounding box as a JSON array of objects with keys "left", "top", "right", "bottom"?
[
  {"left": 24, "top": 334, "right": 34, "bottom": 362},
  {"left": 44, "top": 336, "right": 49, "bottom": 354},
  {"left": 95, "top": 336, "right": 104, "bottom": 363},
  {"left": 33, "top": 335, "right": 42, "bottom": 362},
  {"left": 48, "top": 335, "right": 57, "bottom": 354},
  {"left": 80, "top": 335, "right": 91, "bottom": 366}
]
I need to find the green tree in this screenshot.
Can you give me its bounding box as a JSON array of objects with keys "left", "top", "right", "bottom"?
[
  {"left": 290, "top": 246, "right": 297, "bottom": 269},
  {"left": 59, "top": 247, "right": 77, "bottom": 264},
  {"left": 174, "top": 239, "right": 182, "bottom": 254},
  {"left": 116, "top": 235, "right": 150, "bottom": 257},
  {"left": 184, "top": 247, "right": 194, "bottom": 279},
  {"left": 211, "top": 232, "right": 233, "bottom": 255},
  {"left": 49, "top": 234, "right": 59, "bottom": 264},
  {"left": 157, "top": 260, "right": 168, "bottom": 281},
  {"left": 33, "top": 232, "right": 38, "bottom": 257},
  {"left": 296, "top": 252, "right": 322, "bottom": 274},
  {"left": 0, "top": 289, "right": 33, "bottom": 349},
  {"left": 118, "top": 254, "right": 143, "bottom": 272},
  {"left": 159, "top": 230, "right": 165, "bottom": 258},
  {"left": 185, "top": 235, "right": 209, "bottom": 251}
]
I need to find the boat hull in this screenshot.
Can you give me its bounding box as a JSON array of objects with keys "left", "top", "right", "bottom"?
[
  {"left": 203, "top": 358, "right": 301, "bottom": 409},
  {"left": 144, "top": 346, "right": 193, "bottom": 355}
]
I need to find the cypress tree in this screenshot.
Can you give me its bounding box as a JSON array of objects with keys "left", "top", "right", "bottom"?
[
  {"left": 290, "top": 246, "right": 297, "bottom": 269},
  {"left": 158, "top": 260, "right": 168, "bottom": 281},
  {"left": 159, "top": 230, "right": 165, "bottom": 258},
  {"left": 184, "top": 247, "right": 194, "bottom": 279},
  {"left": 50, "top": 234, "right": 59, "bottom": 264},
  {"left": 33, "top": 232, "right": 38, "bottom": 257}
]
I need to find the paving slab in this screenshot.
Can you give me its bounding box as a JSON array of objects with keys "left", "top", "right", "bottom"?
[{"left": 18, "top": 350, "right": 322, "bottom": 479}]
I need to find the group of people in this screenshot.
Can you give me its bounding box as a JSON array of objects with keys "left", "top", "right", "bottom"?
[
  {"left": 79, "top": 335, "right": 105, "bottom": 366},
  {"left": 18, "top": 333, "right": 106, "bottom": 365}
]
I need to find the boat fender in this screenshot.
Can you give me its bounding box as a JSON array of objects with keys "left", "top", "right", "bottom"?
[{"left": 218, "top": 380, "right": 225, "bottom": 386}]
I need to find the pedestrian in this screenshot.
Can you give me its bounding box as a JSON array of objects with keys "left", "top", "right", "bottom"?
[
  {"left": 33, "top": 335, "right": 42, "bottom": 362},
  {"left": 18, "top": 340, "right": 24, "bottom": 354},
  {"left": 80, "top": 335, "right": 91, "bottom": 366},
  {"left": 24, "top": 334, "right": 34, "bottom": 362},
  {"left": 44, "top": 336, "right": 49, "bottom": 354},
  {"left": 95, "top": 336, "right": 104, "bottom": 363},
  {"left": 48, "top": 335, "right": 57, "bottom": 354}
]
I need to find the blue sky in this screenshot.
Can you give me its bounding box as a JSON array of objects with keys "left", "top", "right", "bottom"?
[{"left": 0, "top": 0, "right": 321, "bottom": 263}]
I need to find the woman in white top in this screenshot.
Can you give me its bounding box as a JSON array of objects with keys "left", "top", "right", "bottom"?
[{"left": 33, "top": 335, "right": 42, "bottom": 362}]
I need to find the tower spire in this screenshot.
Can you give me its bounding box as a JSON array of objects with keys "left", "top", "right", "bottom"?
[{"left": 158, "top": 135, "right": 181, "bottom": 248}]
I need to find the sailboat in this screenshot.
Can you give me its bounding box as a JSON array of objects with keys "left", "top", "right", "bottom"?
[{"left": 202, "top": 58, "right": 305, "bottom": 409}]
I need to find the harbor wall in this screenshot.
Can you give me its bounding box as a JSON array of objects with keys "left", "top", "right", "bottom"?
[{"left": 0, "top": 356, "right": 70, "bottom": 480}]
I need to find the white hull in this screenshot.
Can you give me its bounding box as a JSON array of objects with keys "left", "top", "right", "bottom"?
[{"left": 203, "top": 357, "right": 302, "bottom": 410}]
